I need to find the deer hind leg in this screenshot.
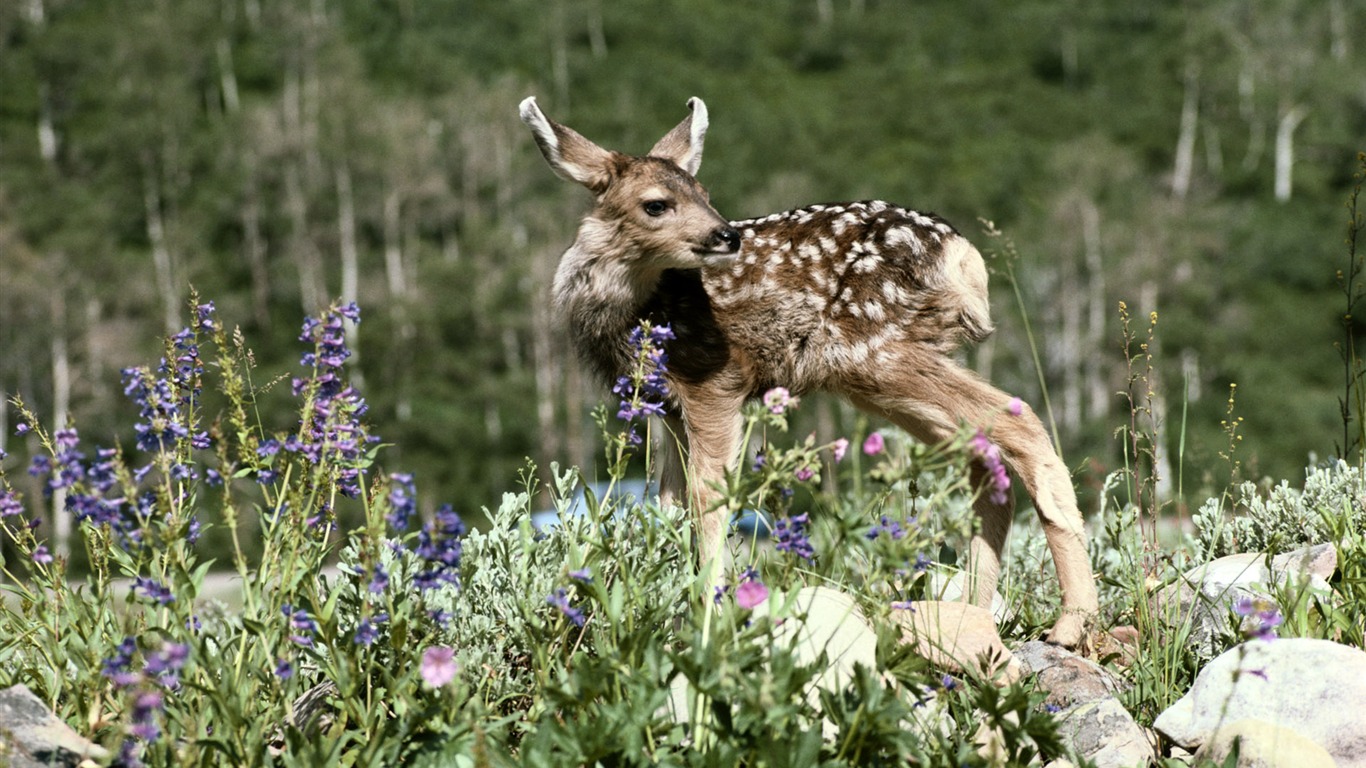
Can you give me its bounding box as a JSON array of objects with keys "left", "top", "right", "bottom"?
[
  {"left": 850, "top": 359, "right": 1098, "bottom": 648},
  {"left": 677, "top": 392, "right": 745, "bottom": 587}
]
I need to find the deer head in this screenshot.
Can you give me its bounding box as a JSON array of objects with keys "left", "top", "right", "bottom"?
[{"left": 519, "top": 97, "right": 741, "bottom": 272}]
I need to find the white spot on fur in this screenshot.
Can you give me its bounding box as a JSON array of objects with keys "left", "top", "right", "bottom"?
[{"left": 885, "top": 226, "right": 924, "bottom": 256}]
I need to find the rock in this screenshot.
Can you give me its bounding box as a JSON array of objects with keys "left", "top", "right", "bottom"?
[
  {"left": 1153, "top": 543, "right": 1337, "bottom": 657},
  {"left": 1194, "top": 719, "right": 1338, "bottom": 768},
  {"left": 0, "top": 684, "right": 109, "bottom": 768},
  {"left": 893, "top": 601, "right": 1021, "bottom": 683},
  {"left": 925, "top": 569, "right": 1011, "bottom": 623},
  {"left": 1154, "top": 638, "right": 1366, "bottom": 767},
  {"left": 665, "top": 586, "right": 949, "bottom": 741},
  {"left": 1054, "top": 697, "right": 1154, "bottom": 768},
  {"left": 754, "top": 586, "right": 880, "bottom": 694},
  {"left": 1012, "top": 641, "right": 1152, "bottom": 767},
  {"left": 1013, "top": 640, "right": 1126, "bottom": 709}
]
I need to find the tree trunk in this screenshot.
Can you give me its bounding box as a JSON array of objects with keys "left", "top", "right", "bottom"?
[
  {"left": 335, "top": 163, "right": 364, "bottom": 389},
  {"left": 1082, "top": 201, "right": 1108, "bottom": 421},
  {"left": 1171, "top": 68, "right": 1199, "bottom": 200},
  {"left": 382, "top": 187, "right": 414, "bottom": 420},
  {"left": 143, "top": 165, "right": 180, "bottom": 335},
  {"left": 285, "top": 160, "right": 325, "bottom": 314},
  {"left": 50, "top": 294, "right": 71, "bottom": 558},
  {"left": 241, "top": 149, "right": 271, "bottom": 327},
  {"left": 1274, "top": 104, "right": 1307, "bottom": 202}
]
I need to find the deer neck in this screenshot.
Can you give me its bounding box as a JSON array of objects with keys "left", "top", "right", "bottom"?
[{"left": 552, "top": 217, "right": 668, "bottom": 384}]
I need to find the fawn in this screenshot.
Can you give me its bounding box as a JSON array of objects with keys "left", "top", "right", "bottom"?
[{"left": 519, "top": 96, "right": 1098, "bottom": 647}]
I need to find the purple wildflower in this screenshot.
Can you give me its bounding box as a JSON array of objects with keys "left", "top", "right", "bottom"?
[
  {"left": 413, "top": 504, "right": 466, "bottom": 590},
  {"left": 385, "top": 473, "right": 417, "bottom": 530},
  {"left": 863, "top": 432, "right": 885, "bottom": 456},
  {"left": 0, "top": 492, "right": 22, "bottom": 518},
  {"left": 132, "top": 577, "right": 174, "bottom": 606},
  {"left": 291, "top": 303, "right": 374, "bottom": 498},
  {"left": 1234, "top": 595, "right": 1283, "bottom": 641},
  {"left": 102, "top": 638, "right": 142, "bottom": 689},
  {"left": 128, "top": 689, "right": 164, "bottom": 742},
  {"left": 866, "top": 514, "right": 906, "bottom": 541},
  {"left": 143, "top": 643, "right": 189, "bottom": 688},
  {"left": 614, "top": 322, "right": 672, "bottom": 445},
  {"left": 547, "top": 588, "right": 586, "bottom": 627},
  {"left": 773, "top": 512, "right": 815, "bottom": 561},
  {"left": 275, "top": 658, "right": 294, "bottom": 680},
  {"left": 568, "top": 568, "right": 592, "bottom": 583},
  {"left": 353, "top": 614, "right": 387, "bottom": 646},
  {"left": 31, "top": 545, "right": 52, "bottom": 564}
]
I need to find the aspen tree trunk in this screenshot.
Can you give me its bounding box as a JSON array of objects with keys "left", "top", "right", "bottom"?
[
  {"left": 143, "top": 167, "right": 180, "bottom": 334},
  {"left": 382, "top": 188, "right": 414, "bottom": 420},
  {"left": 1082, "top": 202, "right": 1108, "bottom": 422},
  {"left": 1172, "top": 68, "right": 1199, "bottom": 200},
  {"left": 335, "top": 164, "right": 364, "bottom": 389},
  {"left": 241, "top": 149, "right": 271, "bottom": 327},
  {"left": 1274, "top": 104, "right": 1307, "bottom": 202},
  {"left": 285, "top": 160, "right": 324, "bottom": 314},
  {"left": 1059, "top": 245, "right": 1082, "bottom": 432},
  {"left": 50, "top": 294, "right": 70, "bottom": 558}
]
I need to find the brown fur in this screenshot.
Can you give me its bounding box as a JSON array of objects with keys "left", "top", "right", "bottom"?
[{"left": 520, "top": 97, "right": 1098, "bottom": 648}]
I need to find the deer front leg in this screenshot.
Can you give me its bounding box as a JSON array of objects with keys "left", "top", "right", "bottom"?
[{"left": 678, "top": 394, "right": 745, "bottom": 589}]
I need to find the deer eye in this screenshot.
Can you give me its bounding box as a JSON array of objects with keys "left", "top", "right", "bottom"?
[{"left": 642, "top": 200, "right": 669, "bottom": 217}]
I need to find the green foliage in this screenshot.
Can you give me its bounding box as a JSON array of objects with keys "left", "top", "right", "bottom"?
[
  {"left": 0, "top": 302, "right": 1081, "bottom": 766},
  {"left": 1191, "top": 460, "right": 1366, "bottom": 559}
]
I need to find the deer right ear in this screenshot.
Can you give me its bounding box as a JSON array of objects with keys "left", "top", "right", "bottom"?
[{"left": 519, "top": 97, "right": 615, "bottom": 192}]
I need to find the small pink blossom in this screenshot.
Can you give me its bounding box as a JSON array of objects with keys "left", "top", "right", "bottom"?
[
  {"left": 735, "top": 580, "right": 769, "bottom": 609},
  {"left": 420, "top": 646, "right": 459, "bottom": 687},
  {"left": 1007, "top": 397, "right": 1024, "bottom": 416},
  {"left": 863, "top": 432, "right": 885, "bottom": 456},
  {"left": 795, "top": 466, "right": 814, "bottom": 482},
  {"left": 763, "top": 387, "right": 799, "bottom": 415},
  {"left": 968, "top": 429, "right": 1010, "bottom": 506},
  {"left": 831, "top": 438, "right": 849, "bottom": 462}
]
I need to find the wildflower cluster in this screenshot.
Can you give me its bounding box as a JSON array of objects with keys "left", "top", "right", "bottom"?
[
  {"left": 101, "top": 638, "right": 191, "bottom": 764},
  {"left": 412, "top": 504, "right": 467, "bottom": 590},
  {"left": 613, "top": 322, "right": 674, "bottom": 446},
  {"left": 1234, "top": 595, "right": 1283, "bottom": 641},
  {"left": 773, "top": 512, "right": 815, "bottom": 561},
  {"left": 287, "top": 302, "right": 373, "bottom": 497},
  {"left": 546, "top": 587, "right": 587, "bottom": 627}
]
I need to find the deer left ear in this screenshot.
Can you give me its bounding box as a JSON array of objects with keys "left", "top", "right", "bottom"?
[{"left": 648, "top": 97, "right": 708, "bottom": 177}]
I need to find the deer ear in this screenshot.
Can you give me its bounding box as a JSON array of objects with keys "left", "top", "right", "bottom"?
[
  {"left": 519, "top": 97, "right": 615, "bottom": 192},
  {"left": 648, "top": 97, "right": 708, "bottom": 177}
]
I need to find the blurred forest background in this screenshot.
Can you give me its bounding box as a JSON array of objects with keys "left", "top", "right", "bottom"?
[{"left": 1, "top": 0, "right": 1363, "bottom": 536}]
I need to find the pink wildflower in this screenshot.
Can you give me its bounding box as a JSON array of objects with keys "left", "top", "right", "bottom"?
[
  {"left": 420, "top": 646, "right": 459, "bottom": 687},
  {"left": 863, "top": 432, "right": 885, "bottom": 456},
  {"left": 735, "top": 580, "right": 769, "bottom": 610},
  {"left": 763, "top": 387, "right": 798, "bottom": 415},
  {"left": 968, "top": 429, "right": 1010, "bottom": 506},
  {"left": 831, "top": 438, "right": 849, "bottom": 462},
  {"left": 1007, "top": 397, "right": 1024, "bottom": 416}
]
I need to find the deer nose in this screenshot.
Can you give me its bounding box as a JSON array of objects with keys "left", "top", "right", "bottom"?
[{"left": 713, "top": 226, "right": 741, "bottom": 254}]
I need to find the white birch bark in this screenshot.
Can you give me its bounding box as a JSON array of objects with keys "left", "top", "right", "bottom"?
[{"left": 1274, "top": 104, "right": 1307, "bottom": 202}]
